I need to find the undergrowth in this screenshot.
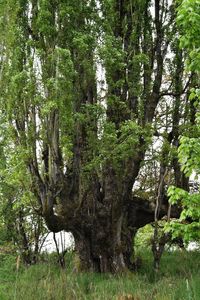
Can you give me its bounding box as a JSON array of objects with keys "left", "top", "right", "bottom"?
[{"left": 0, "top": 250, "right": 199, "bottom": 300}]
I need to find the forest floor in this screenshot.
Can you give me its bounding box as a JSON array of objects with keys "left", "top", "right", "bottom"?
[{"left": 0, "top": 250, "right": 199, "bottom": 300}]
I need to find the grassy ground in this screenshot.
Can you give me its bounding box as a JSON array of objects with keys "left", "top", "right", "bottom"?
[{"left": 0, "top": 250, "right": 199, "bottom": 300}]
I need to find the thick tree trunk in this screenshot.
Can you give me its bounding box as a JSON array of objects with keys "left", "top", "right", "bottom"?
[
  {"left": 72, "top": 191, "right": 180, "bottom": 273},
  {"left": 73, "top": 221, "right": 127, "bottom": 273}
]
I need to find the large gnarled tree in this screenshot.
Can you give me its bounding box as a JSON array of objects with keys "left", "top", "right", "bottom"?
[{"left": 0, "top": 0, "right": 193, "bottom": 272}]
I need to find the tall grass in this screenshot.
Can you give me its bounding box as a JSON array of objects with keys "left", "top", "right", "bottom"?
[{"left": 0, "top": 250, "right": 200, "bottom": 300}]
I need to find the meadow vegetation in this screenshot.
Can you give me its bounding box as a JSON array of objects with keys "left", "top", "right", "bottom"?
[{"left": 0, "top": 249, "right": 200, "bottom": 300}]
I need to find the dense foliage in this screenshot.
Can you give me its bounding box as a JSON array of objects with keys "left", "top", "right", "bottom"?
[{"left": 166, "top": 0, "right": 200, "bottom": 243}]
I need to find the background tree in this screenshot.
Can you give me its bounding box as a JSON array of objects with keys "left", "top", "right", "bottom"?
[
  {"left": 166, "top": 0, "right": 200, "bottom": 244},
  {"left": 0, "top": 114, "right": 48, "bottom": 265}
]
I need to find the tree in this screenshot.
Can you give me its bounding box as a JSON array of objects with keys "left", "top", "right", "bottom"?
[
  {"left": 166, "top": 0, "right": 200, "bottom": 244},
  {"left": 0, "top": 107, "right": 48, "bottom": 265},
  {"left": 0, "top": 0, "right": 194, "bottom": 272}
]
